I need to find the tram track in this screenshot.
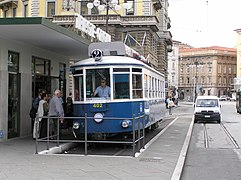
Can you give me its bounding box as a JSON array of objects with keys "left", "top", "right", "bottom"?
[
  {"left": 220, "top": 123, "right": 240, "bottom": 149},
  {"left": 202, "top": 122, "right": 240, "bottom": 149},
  {"left": 203, "top": 124, "right": 209, "bottom": 148}
]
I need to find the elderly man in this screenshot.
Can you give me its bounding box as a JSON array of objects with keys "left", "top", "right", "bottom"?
[{"left": 48, "top": 90, "right": 64, "bottom": 135}]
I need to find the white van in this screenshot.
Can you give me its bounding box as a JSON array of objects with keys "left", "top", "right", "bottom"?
[{"left": 194, "top": 96, "right": 221, "bottom": 123}]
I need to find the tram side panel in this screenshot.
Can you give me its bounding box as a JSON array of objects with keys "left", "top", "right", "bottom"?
[{"left": 72, "top": 99, "right": 165, "bottom": 137}]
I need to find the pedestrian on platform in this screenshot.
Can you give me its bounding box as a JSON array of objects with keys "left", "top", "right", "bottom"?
[
  {"left": 168, "top": 97, "right": 175, "bottom": 115},
  {"left": 48, "top": 90, "right": 64, "bottom": 136}
]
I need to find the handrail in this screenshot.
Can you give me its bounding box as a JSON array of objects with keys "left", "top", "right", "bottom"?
[{"left": 35, "top": 114, "right": 145, "bottom": 157}]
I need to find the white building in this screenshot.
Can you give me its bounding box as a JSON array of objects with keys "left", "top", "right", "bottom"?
[{"left": 167, "top": 40, "right": 180, "bottom": 98}]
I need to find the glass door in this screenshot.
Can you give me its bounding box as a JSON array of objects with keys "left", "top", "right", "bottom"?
[{"left": 8, "top": 52, "right": 20, "bottom": 139}]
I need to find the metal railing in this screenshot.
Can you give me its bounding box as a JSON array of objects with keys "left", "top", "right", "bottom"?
[{"left": 35, "top": 114, "right": 145, "bottom": 157}]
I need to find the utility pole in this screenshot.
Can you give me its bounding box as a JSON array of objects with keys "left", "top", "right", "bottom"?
[
  {"left": 194, "top": 60, "right": 198, "bottom": 102},
  {"left": 105, "top": 0, "right": 109, "bottom": 33}
]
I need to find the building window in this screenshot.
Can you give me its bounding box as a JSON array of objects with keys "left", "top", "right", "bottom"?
[
  {"left": 32, "top": 58, "right": 50, "bottom": 76},
  {"left": 228, "top": 66, "right": 231, "bottom": 74},
  {"left": 218, "top": 77, "right": 222, "bottom": 84},
  {"left": 12, "top": 8, "right": 16, "bottom": 17},
  {"left": 47, "top": 1, "right": 55, "bottom": 17},
  {"left": 172, "top": 61, "right": 175, "bottom": 69},
  {"left": 218, "top": 64, "right": 222, "bottom": 73},
  {"left": 208, "top": 64, "right": 212, "bottom": 73},
  {"left": 123, "top": 32, "right": 137, "bottom": 47},
  {"left": 223, "top": 65, "right": 226, "bottom": 74},
  {"left": 4, "top": 10, "right": 8, "bottom": 17},
  {"left": 207, "top": 76, "right": 211, "bottom": 84},
  {"left": 125, "top": 0, "right": 134, "bottom": 15},
  {"left": 187, "top": 77, "right": 190, "bottom": 84},
  {"left": 172, "top": 75, "right": 174, "bottom": 83}
]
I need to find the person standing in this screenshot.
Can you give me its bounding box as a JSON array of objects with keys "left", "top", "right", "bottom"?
[
  {"left": 30, "top": 89, "right": 45, "bottom": 133},
  {"left": 168, "top": 97, "right": 174, "bottom": 115},
  {"left": 38, "top": 93, "right": 49, "bottom": 138},
  {"left": 64, "top": 93, "right": 73, "bottom": 129},
  {"left": 48, "top": 90, "right": 64, "bottom": 135}
]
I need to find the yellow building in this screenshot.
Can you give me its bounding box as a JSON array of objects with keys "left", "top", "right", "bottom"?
[
  {"left": 0, "top": 0, "right": 172, "bottom": 76},
  {"left": 235, "top": 29, "right": 241, "bottom": 78}
]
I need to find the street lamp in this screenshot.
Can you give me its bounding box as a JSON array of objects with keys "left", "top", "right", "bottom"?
[
  {"left": 87, "top": 0, "right": 131, "bottom": 33},
  {"left": 188, "top": 60, "right": 203, "bottom": 102},
  {"left": 192, "top": 60, "right": 203, "bottom": 102}
]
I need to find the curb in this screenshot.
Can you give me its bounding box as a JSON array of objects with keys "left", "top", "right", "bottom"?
[
  {"left": 171, "top": 116, "right": 194, "bottom": 180},
  {"left": 38, "top": 142, "right": 77, "bottom": 155}
]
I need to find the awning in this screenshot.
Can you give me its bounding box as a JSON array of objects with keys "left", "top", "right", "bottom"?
[{"left": 0, "top": 17, "right": 91, "bottom": 60}]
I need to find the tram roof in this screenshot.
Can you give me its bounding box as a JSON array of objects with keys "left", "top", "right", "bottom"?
[
  {"left": 72, "top": 56, "right": 164, "bottom": 76},
  {"left": 72, "top": 56, "right": 145, "bottom": 67}
]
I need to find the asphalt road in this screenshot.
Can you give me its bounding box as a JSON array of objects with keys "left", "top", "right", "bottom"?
[{"left": 181, "top": 101, "right": 241, "bottom": 180}]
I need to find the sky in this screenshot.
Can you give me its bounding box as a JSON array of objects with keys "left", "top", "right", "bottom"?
[{"left": 168, "top": 0, "right": 241, "bottom": 48}]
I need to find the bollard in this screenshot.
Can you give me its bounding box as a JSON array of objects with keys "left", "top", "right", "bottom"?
[
  {"left": 84, "top": 113, "right": 88, "bottom": 155},
  {"left": 132, "top": 114, "right": 136, "bottom": 157},
  {"left": 138, "top": 113, "right": 141, "bottom": 152}
]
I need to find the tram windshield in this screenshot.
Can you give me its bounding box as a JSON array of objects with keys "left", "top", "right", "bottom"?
[
  {"left": 73, "top": 67, "right": 144, "bottom": 101},
  {"left": 86, "top": 68, "right": 110, "bottom": 99},
  {"left": 73, "top": 68, "right": 110, "bottom": 101}
]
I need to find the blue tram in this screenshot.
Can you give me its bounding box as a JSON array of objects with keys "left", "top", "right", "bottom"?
[{"left": 71, "top": 42, "right": 166, "bottom": 139}]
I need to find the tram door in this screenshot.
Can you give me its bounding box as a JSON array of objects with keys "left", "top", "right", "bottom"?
[{"left": 8, "top": 52, "right": 20, "bottom": 139}]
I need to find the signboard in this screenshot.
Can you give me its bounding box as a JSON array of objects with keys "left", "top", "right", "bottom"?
[{"left": 75, "top": 13, "right": 111, "bottom": 42}]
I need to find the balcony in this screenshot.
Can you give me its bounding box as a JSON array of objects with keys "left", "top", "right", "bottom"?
[
  {"left": 47, "top": 14, "right": 160, "bottom": 32},
  {"left": 83, "top": 14, "right": 160, "bottom": 32},
  {"left": 158, "top": 30, "right": 172, "bottom": 46},
  {"left": 0, "top": 0, "right": 18, "bottom": 10}
]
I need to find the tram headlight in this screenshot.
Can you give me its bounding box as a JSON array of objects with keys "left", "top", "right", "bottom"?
[
  {"left": 73, "top": 122, "right": 80, "bottom": 129},
  {"left": 94, "top": 113, "right": 103, "bottom": 123},
  {"left": 121, "top": 120, "right": 132, "bottom": 128}
]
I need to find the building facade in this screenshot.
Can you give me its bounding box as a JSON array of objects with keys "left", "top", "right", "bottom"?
[
  {"left": 178, "top": 46, "right": 237, "bottom": 102},
  {"left": 235, "top": 29, "right": 241, "bottom": 78},
  {"left": 167, "top": 40, "right": 180, "bottom": 97}
]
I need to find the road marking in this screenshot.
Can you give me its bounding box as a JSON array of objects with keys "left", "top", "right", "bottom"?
[
  {"left": 135, "top": 117, "right": 179, "bottom": 158},
  {"left": 171, "top": 116, "right": 194, "bottom": 180}
]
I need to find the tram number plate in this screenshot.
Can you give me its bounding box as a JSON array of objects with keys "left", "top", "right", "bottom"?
[
  {"left": 93, "top": 103, "right": 103, "bottom": 108},
  {"left": 205, "top": 115, "right": 210, "bottom": 118}
]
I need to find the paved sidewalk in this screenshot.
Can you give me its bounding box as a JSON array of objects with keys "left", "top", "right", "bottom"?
[{"left": 0, "top": 102, "right": 193, "bottom": 180}]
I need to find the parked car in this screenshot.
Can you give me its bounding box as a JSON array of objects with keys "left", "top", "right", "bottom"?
[
  {"left": 219, "top": 96, "right": 227, "bottom": 101},
  {"left": 194, "top": 96, "right": 221, "bottom": 123}
]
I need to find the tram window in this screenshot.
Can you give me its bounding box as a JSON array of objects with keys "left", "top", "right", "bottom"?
[
  {"left": 86, "top": 68, "right": 110, "bottom": 98},
  {"left": 113, "top": 68, "right": 130, "bottom": 72},
  {"left": 74, "top": 76, "right": 83, "bottom": 101},
  {"left": 144, "top": 74, "right": 148, "bottom": 98},
  {"left": 113, "top": 74, "right": 130, "bottom": 99},
  {"left": 132, "top": 68, "right": 142, "bottom": 73},
  {"left": 73, "top": 69, "right": 83, "bottom": 75},
  {"left": 132, "top": 74, "right": 143, "bottom": 99}
]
